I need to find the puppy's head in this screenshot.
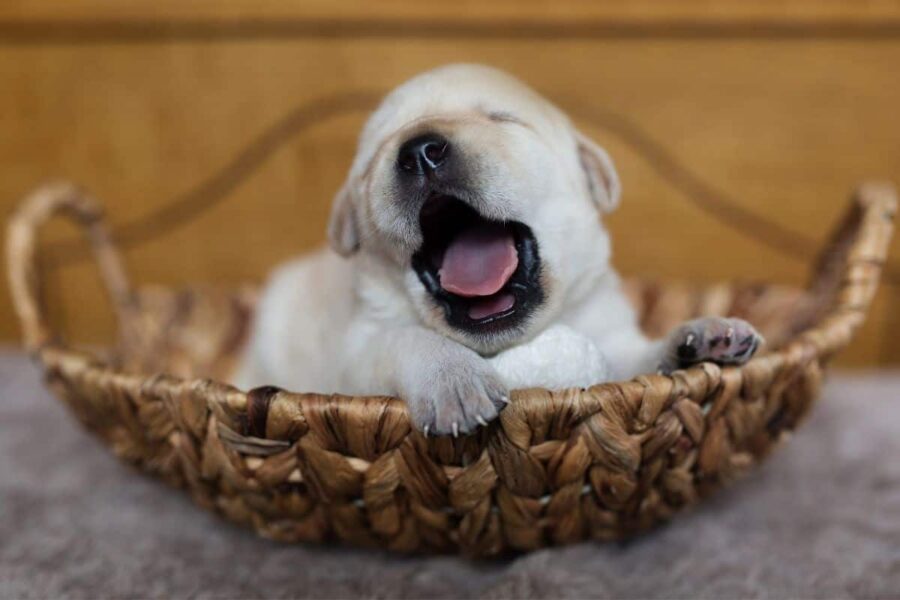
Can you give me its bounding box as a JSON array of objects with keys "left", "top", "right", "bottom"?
[{"left": 329, "top": 64, "right": 620, "bottom": 354}]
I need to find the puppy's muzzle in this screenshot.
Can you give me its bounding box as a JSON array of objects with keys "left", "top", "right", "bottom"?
[
  {"left": 412, "top": 195, "right": 545, "bottom": 338},
  {"left": 397, "top": 133, "right": 450, "bottom": 176}
]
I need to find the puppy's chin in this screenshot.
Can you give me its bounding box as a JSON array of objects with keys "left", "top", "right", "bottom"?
[{"left": 409, "top": 195, "right": 546, "bottom": 354}]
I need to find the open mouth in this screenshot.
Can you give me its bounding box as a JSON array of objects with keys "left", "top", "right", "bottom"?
[{"left": 411, "top": 195, "right": 543, "bottom": 334}]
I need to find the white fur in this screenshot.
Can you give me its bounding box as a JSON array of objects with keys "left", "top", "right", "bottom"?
[
  {"left": 488, "top": 325, "right": 609, "bottom": 390},
  {"left": 234, "top": 64, "right": 759, "bottom": 435}
]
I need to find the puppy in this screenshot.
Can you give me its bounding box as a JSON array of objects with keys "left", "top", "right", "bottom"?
[{"left": 234, "top": 64, "right": 761, "bottom": 436}]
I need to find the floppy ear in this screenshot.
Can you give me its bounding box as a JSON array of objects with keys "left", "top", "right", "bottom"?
[
  {"left": 327, "top": 179, "right": 361, "bottom": 256},
  {"left": 575, "top": 131, "right": 621, "bottom": 213}
]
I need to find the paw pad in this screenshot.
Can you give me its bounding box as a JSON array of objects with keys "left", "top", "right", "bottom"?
[{"left": 664, "top": 318, "right": 763, "bottom": 373}]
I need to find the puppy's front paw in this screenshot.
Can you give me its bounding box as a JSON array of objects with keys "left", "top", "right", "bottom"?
[
  {"left": 660, "top": 317, "right": 763, "bottom": 373},
  {"left": 399, "top": 350, "right": 508, "bottom": 437},
  {"left": 490, "top": 324, "right": 610, "bottom": 390}
]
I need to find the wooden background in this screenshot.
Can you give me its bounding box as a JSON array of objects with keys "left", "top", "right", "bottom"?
[{"left": 1, "top": 0, "right": 899, "bottom": 366}]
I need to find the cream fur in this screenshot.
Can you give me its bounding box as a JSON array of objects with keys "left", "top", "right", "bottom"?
[{"left": 234, "top": 64, "right": 760, "bottom": 435}]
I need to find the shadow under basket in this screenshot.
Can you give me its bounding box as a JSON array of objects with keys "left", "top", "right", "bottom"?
[{"left": 6, "top": 181, "right": 897, "bottom": 557}]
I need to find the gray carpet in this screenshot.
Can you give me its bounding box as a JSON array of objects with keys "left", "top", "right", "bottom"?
[{"left": 1, "top": 349, "right": 898, "bottom": 599}]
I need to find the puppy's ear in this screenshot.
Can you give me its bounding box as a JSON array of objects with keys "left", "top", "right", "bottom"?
[
  {"left": 575, "top": 131, "right": 621, "bottom": 213},
  {"left": 327, "top": 179, "right": 361, "bottom": 256}
]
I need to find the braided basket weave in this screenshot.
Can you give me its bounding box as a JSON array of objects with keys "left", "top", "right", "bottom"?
[{"left": 7, "top": 181, "right": 896, "bottom": 557}]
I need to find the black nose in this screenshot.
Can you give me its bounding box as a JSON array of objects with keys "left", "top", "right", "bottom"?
[{"left": 397, "top": 133, "right": 449, "bottom": 175}]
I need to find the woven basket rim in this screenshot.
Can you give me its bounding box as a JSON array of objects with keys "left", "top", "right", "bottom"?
[{"left": 7, "top": 181, "right": 894, "bottom": 409}]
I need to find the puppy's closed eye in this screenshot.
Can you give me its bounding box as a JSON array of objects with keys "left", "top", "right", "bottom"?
[{"left": 485, "top": 110, "right": 527, "bottom": 126}]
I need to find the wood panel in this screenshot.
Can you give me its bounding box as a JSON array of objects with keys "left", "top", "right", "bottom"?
[
  {"left": 3, "top": 0, "right": 900, "bottom": 25},
  {"left": 1, "top": 4, "right": 899, "bottom": 366}
]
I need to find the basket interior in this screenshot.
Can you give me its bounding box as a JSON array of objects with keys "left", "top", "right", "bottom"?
[{"left": 109, "top": 278, "right": 820, "bottom": 388}]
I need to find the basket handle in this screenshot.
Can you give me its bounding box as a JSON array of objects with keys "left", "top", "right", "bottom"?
[
  {"left": 6, "top": 181, "right": 136, "bottom": 352},
  {"left": 804, "top": 181, "right": 897, "bottom": 356}
]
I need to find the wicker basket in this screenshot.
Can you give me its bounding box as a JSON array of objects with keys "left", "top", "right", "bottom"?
[{"left": 6, "top": 181, "right": 896, "bottom": 557}]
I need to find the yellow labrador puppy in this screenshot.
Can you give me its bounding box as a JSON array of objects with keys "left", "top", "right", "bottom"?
[{"left": 235, "top": 64, "right": 761, "bottom": 436}]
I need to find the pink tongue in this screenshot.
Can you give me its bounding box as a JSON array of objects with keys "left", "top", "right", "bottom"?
[{"left": 438, "top": 223, "right": 518, "bottom": 298}]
